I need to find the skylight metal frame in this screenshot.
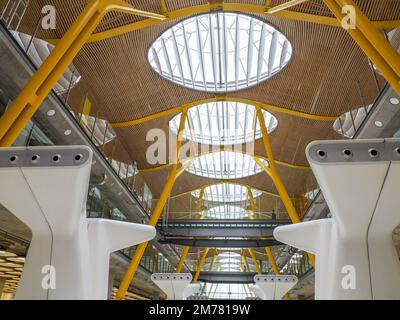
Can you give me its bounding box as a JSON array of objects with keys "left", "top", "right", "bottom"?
[
  {"left": 186, "top": 151, "right": 269, "bottom": 179},
  {"left": 148, "top": 12, "right": 293, "bottom": 93},
  {"left": 170, "top": 101, "right": 278, "bottom": 146},
  {"left": 192, "top": 183, "right": 262, "bottom": 204}
]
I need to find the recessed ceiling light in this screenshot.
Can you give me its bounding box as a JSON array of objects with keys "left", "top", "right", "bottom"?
[
  {"left": 46, "top": 109, "right": 56, "bottom": 117},
  {"left": 64, "top": 129, "right": 72, "bottom": 136},
  {"left": 374, "top": 120, "right": 383, "bottom": 128},
  {"left": 390, "top": 97, "right": 399, "bottom": 105},
  {"left": 148, "top": 12, "right": 293, "bottom": 93}
]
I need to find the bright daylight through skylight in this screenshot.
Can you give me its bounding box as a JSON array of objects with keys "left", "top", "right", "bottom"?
[
  {"left": 192, "top": 183, "right": 262, "bottom": 203},
  {"left": 170, "top": 101, "right": 278, "bottom": 146},
  {"left": 148, "top": 12, "right": 292, "bottom": 92},
  {"left": 186, "top": 151, "right": 269, "bottom": 179}
]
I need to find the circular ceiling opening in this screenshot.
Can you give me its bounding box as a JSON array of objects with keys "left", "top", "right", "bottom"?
[
  {"left": 170, "top": 101, "right": 278, "bottom": 146},
  {"left": 192, "top": 183, "right": 262, "bottom": 203},
  {"left": 148, "top": 12, "right": 293, "bottom": 92},
  {"left": 186, "top": 151, "right": 269, "bottom": 179}
]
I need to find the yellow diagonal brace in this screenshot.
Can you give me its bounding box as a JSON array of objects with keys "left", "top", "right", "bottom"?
[
  {"left": 45, "top": 3, "right": 400, "bottom": 44},
  {"left": 193, "top": 248, "right": 210, "bottom": 283},
  {"left": 267, "top": 0, "right": 309, "bottom": 14},
  {"left": 111, "top": 96, "right": 336, "bottom": 128},
  {"left": 323, "top": 0, "right": 400, "bottom": 95},
  {"left": 176, "top": 246, "right": 190, "bottom": 273},
  {"left": 256, "top": 108, "right": 315, "bottom": 266},
  {"left": 248, "top": 249, "right": 262, "bottom": 274},
  {"left": 241, "top": 250, "right": 251, "bottom": 272},
  {"left": 116, "top": 109, "right": 187, "bottom": 300},
  {"left": 0, "top": 0, "right": 165, "bottom": 147}
]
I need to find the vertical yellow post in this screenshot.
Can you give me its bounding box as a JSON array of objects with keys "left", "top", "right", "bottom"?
[
  {"left": 176, "top": 246, "right": 190, "bottom": 273},
  {"left": 193, "top": 248, "right": 210, "bottom": 283},
  {"left": 256, "top": 108, "right": 315, "bottom": 266},
  {"left": 209, "top": 249, "right": 218, "bottom": 271},
  {"left": 248, "top": 249, "right": 262, "bottom": 275},
  {"left": 116, "top": 109, "right": 188, "bottom": 300},
  {"left": 0, "top": 0, "right": 165, "bottom": 147}
]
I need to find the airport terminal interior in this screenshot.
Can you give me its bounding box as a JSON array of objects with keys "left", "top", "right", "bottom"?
[{"left": 0, "top": 0, "right": 400, "bottom": 301}]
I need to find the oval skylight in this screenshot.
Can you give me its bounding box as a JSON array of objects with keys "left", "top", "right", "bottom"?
[
  {"left": 148, "top": 12, "right": 293, "bottom": 92},
  {"left": 206, "top": 205, "right": 248, "bottom": 219},
  {"left": 192, "top": 183, "right": 262, "bottom": 203},
  {"left": 170, "top": 101, "right": 278, "bottom": 146},
  {"left": 186, "top": 151, "right": 269, "bottom": 179}
]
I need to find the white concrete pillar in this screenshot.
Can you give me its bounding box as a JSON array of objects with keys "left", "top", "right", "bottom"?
[
  {"left": 0, "top": 146, "right": 156, "bottom": 300},
  {"left": 274, "top": 139, "right": 400, "bottom": 300}
]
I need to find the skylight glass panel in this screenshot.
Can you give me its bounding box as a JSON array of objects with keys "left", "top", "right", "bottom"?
[
  {"left": 186, "top": 151, "right": 269, "bottom": 179},
  {"left": 206, "top": 205, "right": 248, "bottom": 219},
  {"left": 170, "top": 101, "right": 278, "bottom": 146},
  {"left": 192, "top": 183, "right": 262, "bottom": 203},
  {"left": 148, "top": 12, "right": 293, "bottom": 92}
]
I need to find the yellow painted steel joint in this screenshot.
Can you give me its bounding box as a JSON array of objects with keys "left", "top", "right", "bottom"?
[
  {"left": 0, "top": 0, "right": 165, "bottom": 147},
  {"left": 116, "top": 109, "right": 188, "bottom": 300}
]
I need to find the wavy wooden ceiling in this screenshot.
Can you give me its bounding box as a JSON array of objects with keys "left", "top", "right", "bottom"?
[{"left": 7, "top": 0, "right": 399, "bottom": 207}]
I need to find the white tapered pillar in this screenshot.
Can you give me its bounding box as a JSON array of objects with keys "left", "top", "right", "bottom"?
[
  {"left": 151, "top": 273, "right": 197, "bottom": 300},
  {"left": 0, "top": 146, "right": 156, "bottom": 299},
  {"left": 250, "top": 275, "right": 298, "bottom": 300},
  {"left": 274, "top": 139, "right": 400, "bottom": 300}
]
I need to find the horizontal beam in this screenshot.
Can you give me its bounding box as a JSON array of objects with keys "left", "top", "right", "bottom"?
[
  {"left": 46, "top": 3, "right": 400, "bottom": 45},
  {"left": 157, "top": 219, "right": 291, "bottom": 238},
  {"left": 159, "top": 238, "right": 282, "bottom": 248},
  {"left": 111, "top": 96, "right": 337, "bottom": 128},
  {"left": 192, "top": 272, "right": 257, "bottom": 284}
]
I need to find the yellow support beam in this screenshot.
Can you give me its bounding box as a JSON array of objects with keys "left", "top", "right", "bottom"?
[
  {"left": 264, "top": 247, "right": 280, "bottom": 276},
  {"left": 248, "top": 249, "right": 262, "bottom": 275},
  {"left": 193, "top": 248, "right": 210, "bottom": 283},
  {"left": 241, "top": 250, "right": 251, "bottom": 272},
  {"left": 116, "top": 109, "right": 188, "bottom": 300},
  {"left": 46, "top": 3, "right": 400, "bottom": 44},
  {"left": 0, "top": 0, "right": 165, "bottom": 147},
  {"left": 111, "top": 96, "right": 337, "bottom": 128},
  {"left": 323, "top": 0, "right": 400, "bottom": 95},
  {"left": 176, "top": 246, "right": 190, "bottom": 273},
  {"left": 139, "top": 150, "right": 310, "bottom": 174},
  {"left": 255, "top": 108, "right": 315, "bottom": 266},
  {"left": 267, "top": 0, "right": 309, "bottom": 14}
]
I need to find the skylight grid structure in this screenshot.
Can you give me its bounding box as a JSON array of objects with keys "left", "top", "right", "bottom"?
[
  {"left": 170, "top": 101, "right": 278, "bottom": 146},
  {"left": 206, "top": 204, "right": 248, "bottom": 219},
  {"left": 148, "top": 12, "right": 293, "bottom": 92},
  {"left": 186, "top": 151, "right": 269, "bottom": 179},
  {"left": 192, "top": 183, "right": 262, "bottom": 203}
]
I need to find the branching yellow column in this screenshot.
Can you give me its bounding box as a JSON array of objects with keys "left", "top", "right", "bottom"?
[
  {"left": 176, "top": 246, "right": 190, "bottom": 273},
  {"left": 193, "top": 248, "right": 210, "bottom": 283},
  {"left": 255, "top": 108, "right": 315, "bottom": 266},
  {"left": 0, "top": 0, "right": 165, "bottom": 147},
  {"left": 323, "top": 0, "right": 400, "bottom": 94},
  {"left": 248, "top": 249, "right": 262, "bottom": 275},
  {"left": 116, "top": 109, "right": 188, "bottom": 300}
]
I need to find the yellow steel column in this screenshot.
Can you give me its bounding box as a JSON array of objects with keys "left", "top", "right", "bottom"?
[
  {"left": 248, "top": 249, "right": 262, "bottom": 274},
  {"left": 255, "top": 108, "right": 315, "bottom": 266},
  {"left": 323, "top": 0, "right": 400, "bottom": 94},
  {"left": 209, "top": 249, "right": 218, "bottom": 271},
  {"left": 264, "top": 247, "right": 280, "bottom": 275},
  {"left": 176, "top": 246, "right": 190, "bottom": 273},
  {"left": 0, "top": 0, "right": 165, "bottom": 147},
  {"left": 116, "top": 109, "right": 188, "bottom": 300},
  {"left": 193, "top": 248, "right": 210, "bottom": 283}
]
